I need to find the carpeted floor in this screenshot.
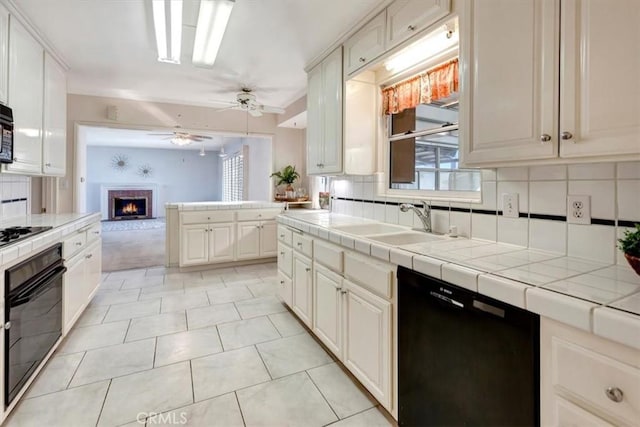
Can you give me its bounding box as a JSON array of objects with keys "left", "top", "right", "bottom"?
[{"left": 101, "top": 220, "right": 166, "bottom": 271}]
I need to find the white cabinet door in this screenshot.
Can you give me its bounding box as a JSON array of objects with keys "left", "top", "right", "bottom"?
[
  {"left": 321, "top": 46, "right": 343, "bottom": 174},
  {"left": 292, "top": 252, "right": 313, "bottom": 327},
  {"left": 277, "top": 243, "right": 293, "bottom": 278},
  {"left": 6, "top": 17, "right": 43, "bottom": 174},
  {"left": 209, "top": 223, "right": 235, "bottom": 263},
  {"left": 84, "top": 240, "right": 102, "bottom": 300},
  {"left": 343, "top": 279, "right": 392, "bottom": 409},
  {"left": 63, "top": 254, "right": 86, "bottom": 335},
  {"left": 553, "top": 396, "right": 614, "bottom": 427},
  {"left": 386, "top": 0, "right": 451, "bottom": 49},
  {"left": 278, "top": 270, "right": 293, "bottom": 308},
  {"left": 0, "top": 4, "right": 8, "bottom": 105},
  {"left": 260, "top": 221, "right": 278, "bottom": 257},
  {"left": 236, "top": 221, "right": 260, "bottom": 260},
  {"left": 312, "top": 263, "right": 343, "bottom": 357},
  {"left": 42, "top": 53, "right": 66, "bottom": 176},
  {"left": 180, "top": 224, "right": 209, "bottom": 266},
  {"left": 306, "top": 63, "right": 323, "bottom": 175},
  {"left": 344, "top": 11, "right": 386, "bottom": 76},
  {"left": 559, "top": 0, "right": 640, "bottom": 158},
  {"left": 460, "top": 0, "right": 558, "bottom": 165}
]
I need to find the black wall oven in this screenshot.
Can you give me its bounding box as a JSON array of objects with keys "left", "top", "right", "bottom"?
[
  {"left": 0, "top": 103, "right": 14, "bottom": 164},
  {"left": 4, "top": 244, "right": 66, "bottom": 407}
]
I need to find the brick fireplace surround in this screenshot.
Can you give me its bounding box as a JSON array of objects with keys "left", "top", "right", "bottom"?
[{"left": 108, "top": 189, "right": 153, "bottom": 220}]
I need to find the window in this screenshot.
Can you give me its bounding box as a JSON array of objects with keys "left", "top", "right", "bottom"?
[{"left": 222, "top": 149, "right": 245, "bottom": 202}]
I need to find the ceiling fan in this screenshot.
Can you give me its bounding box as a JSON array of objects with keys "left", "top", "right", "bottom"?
[
  {"left": 212, "top": 88, "right": 285, "bottom": 117},
  {"left": 148, "top": 127, "right": 213, "bottom": 146}
]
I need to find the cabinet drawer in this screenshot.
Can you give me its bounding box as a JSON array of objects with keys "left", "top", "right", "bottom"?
[
  {"left": 85, "top": 223, "right": 101, "bottom": 243},
  {"left": 277, "top": 225, "right": 293, "bottom": 246},
  {"left": 181, "top": 210, "right": 234, "bottom": 225},
  {"left": 344, "top": 252, "right": 394, "bottom": 299},
  {"left": 554, "top": 396, "right": 614, "bottom": 427},
  {"left": 292, "top": 233, "right": 313, "bottom": 258},
  {"left": 314, "top": 239, "right": 344, "bottom": 273},
  {"left": 237, "top": 209, "right": 281, "bottom": 221},
  {"left": 277, "top": 243, "right": 293, "bottom": 278},
  {"left": 63, "top": 231, "right": 87, "bottom": 258},
  {"left": 552, "top": 337, "right": 640, "bottom": 425}
]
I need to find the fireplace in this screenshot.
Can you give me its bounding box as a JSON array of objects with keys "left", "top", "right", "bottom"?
[{"left": 108, "top": 190, "right": 153, "bottom": 220}]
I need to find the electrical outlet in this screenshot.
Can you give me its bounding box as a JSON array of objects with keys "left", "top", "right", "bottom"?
[
  {"left": 502, "top": 193, "right": 519, "bottom": 218},
  {"left": 567, "top": 195, "right": 591, "bottom": 225}
]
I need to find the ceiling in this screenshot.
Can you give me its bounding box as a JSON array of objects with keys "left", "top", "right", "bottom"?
[
  {"left": 14, "top": 0, "right": 382, "bottom": 109},
  {"left": 82, "top": 126, "right": 258, "bottom": 151}
]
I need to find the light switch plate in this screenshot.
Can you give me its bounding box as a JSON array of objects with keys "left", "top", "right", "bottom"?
[
  {"left": 567, "top": 195, "right": 591, "bottom": 225},
  {"left": 502, "top": 193, "right": 519, "bottom": 218}
]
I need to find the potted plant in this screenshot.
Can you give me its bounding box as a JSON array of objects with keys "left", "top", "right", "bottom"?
[
  {"left": 270, "top": 165, "right": 300, "bottom": 196},
  {"left": 618, "top": 223, "right": 640, "bottom": 276}
]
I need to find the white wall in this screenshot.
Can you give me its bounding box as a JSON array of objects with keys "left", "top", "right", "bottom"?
[
  {"left": 329, "top": 161, "right": 640, "bottom": 266},
  {"left": 86, "top": 146, "right": 221, "bottom": 215}
]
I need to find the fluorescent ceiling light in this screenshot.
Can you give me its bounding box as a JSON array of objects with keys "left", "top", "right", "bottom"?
[
  {"left": 384, "top": 24, "right": 458, "bottom": 74},
  {"left": 192, "top": 0, "right": 235, "bottom": 67},
  {"left": 152, "top": 0, "right": 182, "bottom": 64}
]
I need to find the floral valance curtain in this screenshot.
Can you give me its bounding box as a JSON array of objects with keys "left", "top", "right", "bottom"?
[{"left": 382, "top": 58, "right": 459, "bottom": 115}]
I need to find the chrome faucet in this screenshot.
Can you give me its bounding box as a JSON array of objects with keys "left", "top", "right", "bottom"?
[{"left": 400, "top": 202, "right": 432, "bottom": 233}]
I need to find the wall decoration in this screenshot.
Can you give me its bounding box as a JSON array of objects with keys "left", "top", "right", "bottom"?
[
  {"left": 138, "top": 164, "right": 153, "bottom": 178},
  {"left": 111, "top": 154, "right": 129, "bottom": 171}
]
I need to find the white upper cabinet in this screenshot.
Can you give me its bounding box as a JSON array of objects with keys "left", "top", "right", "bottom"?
[
  {"left": 559, "top": 0, "right": 640, "bottom": 158},
  {"left": 42, "top": 53, "right": 67, "bottom": 176},
  {"left": 386, "top": 0, "right": 452, "bottom": 50},
  {"left": 307, "top": 46, "right": 343, "bottom": 175},
  {"left": 6, "top": 16, "right": 43, "bottom": 174},
  {"left": 460, "top": 0, "right": 559, "bottom": 165},
  {"left": 0, "top": 3, "right": 8, "bottom": 105},
  {"left": 344, "top": 11, "right": 386, "bottom": 76},
  {"left": 460, "top": 0, "right": 640, "bottom": 166}
]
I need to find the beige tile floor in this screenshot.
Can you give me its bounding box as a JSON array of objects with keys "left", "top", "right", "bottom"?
[{"left": 5, "top": 262, "right": 394, "bottom": 427}]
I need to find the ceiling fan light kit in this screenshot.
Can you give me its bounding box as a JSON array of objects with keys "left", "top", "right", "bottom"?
[
  {"left": 170, "top": 135, "right": 192, "bottom": 146},
  {"left": 192, "top": 0, "right": 235, "bottom": 67},
  {"left": 152, "top": 0, "right": 183, "bottom": 64}
]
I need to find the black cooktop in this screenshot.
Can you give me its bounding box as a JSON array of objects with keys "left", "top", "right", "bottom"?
[{"left": 0, "top": 226, "right": 53, "bottom": 248}]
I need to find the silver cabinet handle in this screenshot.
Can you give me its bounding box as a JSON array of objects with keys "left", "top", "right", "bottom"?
[
  {"left": 340, "top": 290, "right": 348, "bottom": 295},
  {"left": 45, "top": 163, "right": 51, "bottom": 167},
  {"left": 280, "top": 251, "right": 285, "bottom": 255},
  {"left": 297, "top": 242, "right": 302, "bottom": 246},
  {"left": 13, "top": 157, "right": 17, "bottom": 161},
  {"left": 75, "top": 242, "right": 82, "bottom": 246},
  {"left": 605, "top": 387, "right": 624, "bottom": 403},
  {"left": 93, "top": 231, "right": 100, "bottom": 235},
  {"left": 256, "top": 225, "right": 261, "bottom": 229},
  {"left": 279, "top": 234, "right": 285, "bottom": 238},
  {"left": 280, "top": 280, "right": 285, "bottom": 285},
  {"left": 359, "top": 57, "right": 366, "bottom": 62},
  {"left": 86, "top": 254, "right": 93, "bottom": 259},
  {"left": 407, "top": 25, "right": 416, "bottom": 31},
  {"left": 305, "top": 267, "right": 311, "bottom": 272},
  {"left": 561, "top": 131, "right": 573, "bottom": 141},
  {"left": 540, "top": 134, "right": 551, "bottom": 142},
  {"left": 4, "top": 321, "right": 11, "bottom": 330}
]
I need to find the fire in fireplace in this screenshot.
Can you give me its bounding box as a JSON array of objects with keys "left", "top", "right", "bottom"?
[
  {"left": 113, "top": 197, "right": 147, "bottom": 220},
  {"left": 108, "top": 189, "right": 153, "bottom": 220}
]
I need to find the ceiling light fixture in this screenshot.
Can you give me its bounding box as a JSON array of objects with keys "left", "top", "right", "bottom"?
[
  {"left": 199, "top": 141, "right": 206, "bottom": 156},
  {"left": 171, "top": 135, "right": 191, "bottom": 146},
  {"left": 152, "top": 0, "right": 183, "bottom": 64},
  {"left": 218, "top": 146, "right": 227, "bottom": 157},
  {"left": 192, "top": 0, "right": 235, "bottom": 67}
]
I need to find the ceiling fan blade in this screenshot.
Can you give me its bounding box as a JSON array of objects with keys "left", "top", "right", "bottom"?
[
  {"left": 260, "top": 105, "right": 285, "bottom": 115},
  {"left": 190, "top": 135, "right": 213, "bottom": 140},
  {"left": 248, "top": 109, "right": 262, "bottom": 117},
  {"left": 213, "top": 106, "right": 237, "bottom": 113},
  {"left": 148, "top": 133, "right": 174, "bottom": 136}
]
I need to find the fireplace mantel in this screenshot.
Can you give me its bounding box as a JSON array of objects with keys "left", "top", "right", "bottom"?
[{"left": 100, "top": 184, "right": 159, "bottom": 220}]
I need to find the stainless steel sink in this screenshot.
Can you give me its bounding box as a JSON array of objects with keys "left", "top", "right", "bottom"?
[
  {"left": 367, "top": 231, "right": 446, "bottom": 245},
  {"left": 331, "top": 223, "right": 407, "bottom": 236}
]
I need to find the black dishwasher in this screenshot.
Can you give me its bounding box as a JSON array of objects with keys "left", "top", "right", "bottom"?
[{"left": 398, "top": 266, "right": 539, "bottom": 426}]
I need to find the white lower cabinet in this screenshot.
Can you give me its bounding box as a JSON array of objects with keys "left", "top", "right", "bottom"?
[
  {"left": 292, "top": 252, "right": 313, "bottom": 327},
  {"left": 343, "top": 278, "right": 392, "bottom": 410},
  {"left": 208, "top": 223, "right": 235, "bottom": 263},
  {"left": 278, "top": 270, "right": 293, "bottom": 307},
  {"left": 541, "top": 317, "right": 640, "bottom": 427},
  {"left": 63, "top": 239, "right": 102, "bottom": 335},
  {"left": 236, "top": 220, "right": 278, "bottom": 260},
  {"left": 312, "top": 263, "right": 343, "bottom": 356},
  {"left": 180, "top": 225, "right": 209, "bottom": 266}
]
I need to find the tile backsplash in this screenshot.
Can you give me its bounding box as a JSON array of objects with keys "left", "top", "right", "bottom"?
[
  {"left": 0, "top": 175, "right": 31, "bottom": 220},
  {"left": 328, "top": 161, "right": 639, "bottom": 266}
]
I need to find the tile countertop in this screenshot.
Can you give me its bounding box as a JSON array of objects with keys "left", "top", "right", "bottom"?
[
  {"left": 279, "top": 210, "right": 640, "bottom": 350},
  {"left": 166, "top": 201, "right": 284, "bottom": 211},
  {"left": 0, "top": 213, "right": 102, "bottom": 267}
]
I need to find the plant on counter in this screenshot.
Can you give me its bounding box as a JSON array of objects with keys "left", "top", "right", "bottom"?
[
  {"left": 270, "top": 165, "right": 300, "bottom": 192},
  {"left": 618, "top": 223, "right": 640, "bottom": 275}
]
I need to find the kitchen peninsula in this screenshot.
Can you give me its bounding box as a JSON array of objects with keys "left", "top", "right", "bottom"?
[{"left": 165, "top": 201, "right": 284, "bottom": 269}]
